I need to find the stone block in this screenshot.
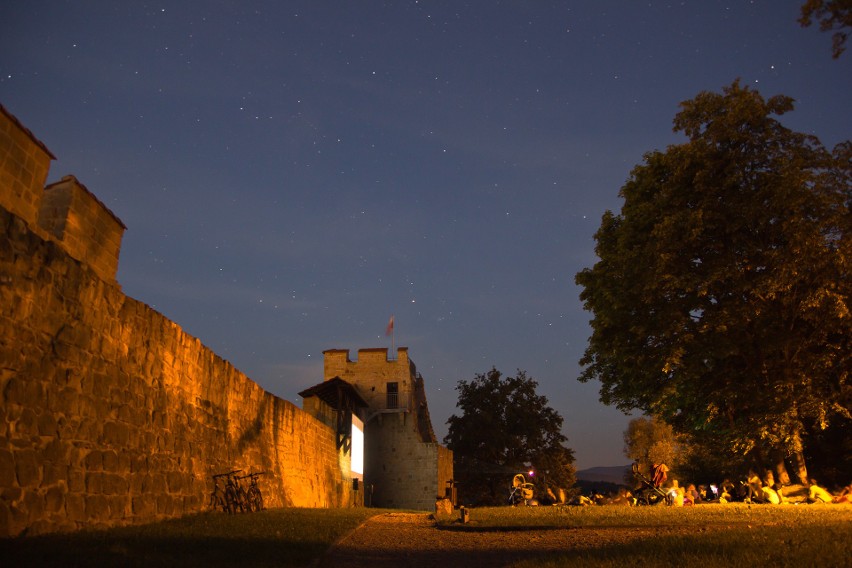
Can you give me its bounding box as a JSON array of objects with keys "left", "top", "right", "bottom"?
[
  {"left": 44, "top": 485, "right": 65, "bottom": 513},
  {"left": 129, "top": 472, "right": 144, "bottom": 493},
  {"left": 156, "top": 494, "right": 175, "bottom": 516},
  {"left": 55, "top": 387, "right": 79, "bottom": 414},
  {"left": 67, "top": 468, "right": 85, "bottom": 492},
  {"left": 65, "top": 493, "right": 86, "bottom": 522},
  {"left": 130, "top": 454, "right": 148, "bottom": 473},
  {"left": 23, "top": 489, "right": 45, "bottom": 522},
  {"left": 167, "top": 471, "right": 184, "bottom": 493},
  {"left": 84, "top": 450, "right": 103, "bottom": 471},
  {"left": 118, "top": 451, "right": 131, "bottom": 472},
  {"left": 102, "top": 421, "right": 129, "bottom": 447},
  {"left": 108, "top": 495, "right": 128, "bottom": 519},
  {"left": 3, "top": 376, "right": 44, "bottom": 407},
  {"left": 14, "top": 448, "right": 41, "bottom": 487},
  {"left": 132, "top": 494, "right": 156, "bottom": 517},
  {"left": 85, "top": 494, "right": 110, "bottom": 521},
  {"left": 4, "top": 502, "right": 29, "bottom": 538},
  {"left": 42, "top": 462, "right": 67, "bottom": 486},
  {"left": 41, "top": 438, "right": 69, "bottom": 464},
  {"left": 14, "top": 407, "right": 38, "bottom": 437},
  {"left": 0, "top": 500, "right": 10, "bottom": 538},
  {"left": 57, "top": 416, "right": 77, "bottom": 439},
  {"left": 101, "top": 449, "right": 119, "bottom": 472},
  {"left": 102, "top": 473, "right": 128, "bottom": 495},
  {"left": 85, "top": 471, "right": 104, "bottom": 494},
  {"left": 0, "top": 448, "right": 15, "bottom": 487}
]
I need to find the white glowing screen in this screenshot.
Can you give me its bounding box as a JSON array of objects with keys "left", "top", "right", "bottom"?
[{"left": 351, "top": 415, "right": 364, "bottom": 476}]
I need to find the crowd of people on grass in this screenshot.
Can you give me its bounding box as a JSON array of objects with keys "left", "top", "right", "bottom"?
[{"left": 567, "top": 463, "right": 852, "bottom": 507}]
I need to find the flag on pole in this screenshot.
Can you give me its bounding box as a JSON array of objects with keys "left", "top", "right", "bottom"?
[{"left": 385, "top": 315, "right": 395, "bottom": 336}]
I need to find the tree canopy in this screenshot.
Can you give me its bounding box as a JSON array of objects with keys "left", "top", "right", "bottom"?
[
  {"left": 799, "top": 0, "right": 852, "bottom": 58},
  {"left": 623, "top": 416, "right": 681, "bottom": 474},
  {"left": 576, "top": 81, "right": 850, "bottom": 484},
  {"left": 444, "top": 368, "right": 575, "bottom": 504}
]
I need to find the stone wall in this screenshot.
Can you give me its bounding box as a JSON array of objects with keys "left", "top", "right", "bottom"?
[
  {"left": 0, "top": 106, "right": 359, "bottom": 537},
  {"left": 0, "top": 207, "right": 357, "bottom": 537},
  {"left": 364, "top": 413, "right": 452, "bottom": 510}
]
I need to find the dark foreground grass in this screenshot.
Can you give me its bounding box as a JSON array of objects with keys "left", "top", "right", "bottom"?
[
  {"left": 0, "top": 508, "right": 380, "bottom": 568},
  {"left": 466, "top": 504, "right": 851, "bottom": 568},
  {"left": 512, "top": 522, "right": 851, "bottom": 568}
]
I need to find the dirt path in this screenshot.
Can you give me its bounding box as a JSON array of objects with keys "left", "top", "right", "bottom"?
[{"left": 316, "top": 512, "right": 692, "bottom": 568}]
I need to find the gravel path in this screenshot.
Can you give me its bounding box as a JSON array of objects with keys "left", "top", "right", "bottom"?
[{"left": 315, "top": 512, "right": 696, "bottom": 568}]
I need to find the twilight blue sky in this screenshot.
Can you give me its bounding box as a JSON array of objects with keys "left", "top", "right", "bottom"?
[{"left": 1, "top": 1, "right": 849, "bottom": 469}]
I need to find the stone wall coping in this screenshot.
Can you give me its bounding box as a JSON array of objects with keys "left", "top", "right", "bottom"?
[
  {"left": 45, "top": 174, "right": 127, "bottom": 229},
  {"left": 0, "top": 103, "right": 56, "bottom": 159}
]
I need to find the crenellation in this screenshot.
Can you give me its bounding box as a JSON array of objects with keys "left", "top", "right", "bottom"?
[{"left": 0, "top": 105, "right": 54, "bottom": 237}]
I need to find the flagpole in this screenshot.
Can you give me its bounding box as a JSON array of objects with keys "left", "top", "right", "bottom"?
[{"left": 386, "top": 315, "right": 395, "bottom": 359}]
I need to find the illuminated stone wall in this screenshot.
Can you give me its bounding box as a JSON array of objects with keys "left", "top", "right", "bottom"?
[
  {"left": 0, "top": 105, "right": 54, "bottom": 235},
  {"left": 38, "top": 175, "right": 126, "bottom": 284},
  {"left": 0, "top": 107, "right": 357, "bottom": 538}
]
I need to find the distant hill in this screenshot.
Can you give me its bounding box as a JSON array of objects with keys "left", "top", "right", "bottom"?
[{"left": 576, "top": 465, "right": 632, "bottom": 485}]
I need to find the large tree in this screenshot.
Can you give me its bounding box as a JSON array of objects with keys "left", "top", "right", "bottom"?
[
  {"left": 444, "top": 368, "right": 576, "bottom": 504},
  {"left": 575, "top": 81, "right": 850, "bottom": 485}
]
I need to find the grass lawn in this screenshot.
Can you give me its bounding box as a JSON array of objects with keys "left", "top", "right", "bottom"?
[
  {"left": 445, "top": 503, "right": 852, "bottom": 568},
  {"left": 0, "top": 508, "right": 381, "bottom": 568},
  {"left": 1, "top": 504, "right": 850, "bottom": 567}
]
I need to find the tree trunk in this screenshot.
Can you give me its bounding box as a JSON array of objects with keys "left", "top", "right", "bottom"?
[
  {"left": 789, "top": 428, "right": 809, "bottom": 485},
  {"left": 770, "top": 448, "right": 790, "bottom": 486},
  {"left": 790, "top": 450, "right": 809, "bottom": 485}
]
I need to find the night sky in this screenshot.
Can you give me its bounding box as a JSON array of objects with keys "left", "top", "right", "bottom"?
[{"left": 1, "top": 1, "right": 849, "bottom": 469}]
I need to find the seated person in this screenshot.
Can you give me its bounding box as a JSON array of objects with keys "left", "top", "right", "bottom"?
[
  {"left": 833, "top": 484, "right": 852, "bottom": 504},
  {"left": 746, "top": 470, "right": 763, "bottom": 502},
  {"left": 652, "top": 463, "right": 669, "bottom": 488},
  {"left": 761, "top": 485, "right": 781, "bottom": 505},
  {"left": 718, "top": 479, "right": 734, "bottom": 503},
  {"left": 808, "top": 479, "right": 833, "bottom": 503},
  {"left": 685, "top": 483, "right": 700, "bottom": 505}
]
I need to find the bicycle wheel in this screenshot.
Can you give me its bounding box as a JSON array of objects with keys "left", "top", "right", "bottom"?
[
  {"left": 248, "top": 487, "right": 263, "bottom": 511},
  {"left": 237, "top": 488, "right": 249, "bottom": 512},
  {"left": 224, "top": 486, "right": 238, "bottom": 514}
]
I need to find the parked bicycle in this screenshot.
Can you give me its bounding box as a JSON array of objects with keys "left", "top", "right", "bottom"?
[
  {"left": 240, "top": 471, "right": 266, "bottom": 512},
  {"left": 209, "top": 469, "right": 265, "bottom": 514},
  {"left": 209, "top": 469, "right": 242, "bottom": 514}
]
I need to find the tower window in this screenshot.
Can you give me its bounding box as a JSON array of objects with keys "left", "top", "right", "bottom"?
[{"left": 386, "top": 382, "right": 399, "bottom": 409}]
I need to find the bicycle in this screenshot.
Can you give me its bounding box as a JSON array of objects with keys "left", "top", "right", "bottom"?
[
  {"left": 240, "top": 471, "right": 266, "bottom": 512},
  {"left": 210, "top": 470, "right": 242, "bottom": 514}
]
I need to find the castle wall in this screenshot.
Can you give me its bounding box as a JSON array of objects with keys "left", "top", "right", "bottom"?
[
  {"left": 0, "top": 107, "right": 358, "bottom": 538},
  {"left": 0, "top": 208, "right": 357, "bottom": 537},
  {"left": 364, "top": 413, "right": 447, "bottom": 510}
]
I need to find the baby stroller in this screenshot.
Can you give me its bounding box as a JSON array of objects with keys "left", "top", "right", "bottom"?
[
  {"left": 632, "top": 462, "right": 670, "bottom": 505},
  {"left": 509, "top": 473, "right": 537, "bottom": 506}
]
